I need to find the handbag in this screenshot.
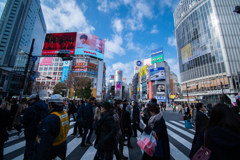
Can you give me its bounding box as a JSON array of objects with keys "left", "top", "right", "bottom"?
[
  {"left": 137, "top": 131, "right": 156, "bottom": 157},
  {"left": 153, "top": 132, "right": 164, "bottom": 158},
  {"left": 191, "top": 130, "right": 211, "bottom": 160}
]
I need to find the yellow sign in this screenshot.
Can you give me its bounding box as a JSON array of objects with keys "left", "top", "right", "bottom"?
[
  {"left": 92, "top": 88, "right": 97, "bottom": 97},
  {"left": 137, "top": 87, "right": 139, "bottom": 91},
  {"left": 170, "top": 95, "right": 175, "bottom": 99},
  {"left": 140, "top": 65, "right": 147, "bottom": 77}
]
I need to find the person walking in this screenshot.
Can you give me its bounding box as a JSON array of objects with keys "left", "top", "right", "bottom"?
[
  {"left": 132, "top": 101, "right": 143, "bottom": 137},
  {"left": 178, "top": 103, "right": 182, "bottom": 114},
  {"left": 20, "top": 94, "right": 48, "bottom": 160},
  {"left": 81, "top": 97, "right": 95, "bottom": 147},
  {"left": 189, "top": 103, "right": 240, "bottom": 159},
  {"left": 190, "top": 103, "right": 209, "bottom": 155},
  {"left": 142, "top": 103, "right": 170, "bottom": 160},
  {"left": 94, "top": 102, "right": 117, "bottom": 160},
  {"left": 71, "top": 100, "right": 85, "bottom": 138},
  {"left": 19, "top": 98, "right": 28, "bottom": 115},
  {"left": 68, "top": 100, "right": 76, "bottom": 121},
  {"left": 0, "top": 106, "right": 11, "bottom": 159},
  {"left": 12, "top": 98, "right": 24, "bottom": 137},
  {"left": 93, "top": 105, "right": 101, "bottom": 130},
  {"left": 1, "top": 97, "right": 12, "bottom": 111},
  {"left": 35, "top": 94, "right": 69, "bottom": 160},
  {"left": 206, "top": 103, "right": 213, "bottom": 117},
  {"left": 123, "top": 105, "right": 133, "bottom": 148}
]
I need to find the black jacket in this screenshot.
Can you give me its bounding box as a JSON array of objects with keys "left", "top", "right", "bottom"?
[
  {"left": 95, "top": 110, "right": 117, "bottom": 152},
  {"left": 132, "top": 105, "right": 140, "bottom": 123},
  {"left": 36, "top": 108, "right": 68, "bottom": 160},
  {"left": 68, "top": 103, "right": 76, "bottom": 114},
  {"left": 142, "top": 107, "right": 150, "bottom": 125},
  {"left": 122, "top": 111, "right": 132, "bottom": 136},
  {"left": 143, "top": 117, "right": 170, "bottom": 160},
  {"left": 20, "top": 101, "right": 48, "bottom": 140},
  {"left": 190, "top": 127, "right": 240, "bottom": 159},
  {"left": 0, "top": 108, "right": 11, "bottom": 142}
]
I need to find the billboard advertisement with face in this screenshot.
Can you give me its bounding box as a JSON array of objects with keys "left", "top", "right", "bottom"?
[
  {"left": 150, "top": 67, "right": 165, "bottom": 81},
  {"left": 152, "top": 84, "right": 165, "bottom": 95},
  {"left": 75, "top": 33, "right": 105, "bottom": 59},
  {"left": 42, "top": 32, "right": 77, "bottom": 55}
]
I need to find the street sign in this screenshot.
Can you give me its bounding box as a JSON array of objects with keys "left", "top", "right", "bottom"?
[
  {"left": 31, "top": 75, "right": 36, "bottom": 80},
  {"left": 31, "top": 56, "right": 38, "bottom": 61}
]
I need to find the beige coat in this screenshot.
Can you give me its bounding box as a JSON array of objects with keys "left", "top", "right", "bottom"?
[
  {"left": 1, "top": 101, "right": 12, "bottom": 111},
  {"left": 178, "top": 104, "right": 182, "bottom": 111}
]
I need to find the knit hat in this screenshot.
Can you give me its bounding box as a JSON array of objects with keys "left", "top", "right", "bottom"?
[
  {"left": 101, "top": 102, "right": 112, "bottom": 111},
  {"left": 126, "top": 105, "right": 132, "bottom": 112}
]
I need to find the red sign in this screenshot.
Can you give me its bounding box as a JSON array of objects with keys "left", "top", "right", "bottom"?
[
  {"left": 87, "top": 63, "right": 97, "bottom": 68},
  {"left": 123, "top": 78, "right": 127, "bottom": 81},
  {"left": 42, "top": 32, "right": 77, "bottom": 55},
  {"left": 40, "top": 57, "right": 53, "bottom": 65},
  {"left": 75, "top": 62, "right": 86, "bottom": 66}
]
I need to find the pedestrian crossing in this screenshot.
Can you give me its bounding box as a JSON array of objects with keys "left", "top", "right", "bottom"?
[{"left": 4, "top": 119, "right": 195, "bottom": 160}]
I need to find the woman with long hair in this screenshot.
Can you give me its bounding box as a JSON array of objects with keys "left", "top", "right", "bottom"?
[{"left": 190, "top": 103, "right": 240, "bottom": 159}]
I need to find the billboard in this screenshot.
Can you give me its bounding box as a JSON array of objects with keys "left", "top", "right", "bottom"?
[
  {"left": 140, "top": 65, "right": 147, "bottom": 77},
  {"left": 116, "top": 81, "right": 121, "bottom": 90},
  {"left": 61, "top": 61, "right": 70, "bottom": 82},
  {"left": 151, "top": 48, "right": 164, "bottom": 64},
  {"left": 150, "top": 67, "right": 165, "bottom": 81},
  {"left": 110, "top": 75, "right": 114, "bottom": 80},
  {"left": 152, "top": 84, "right": 165, "bottom": 95},
  {"left": 39, "top": 57, "right": 53, "bottom": 65},
  {"left": 134, "top": 60, "right": 143, "bottom": 70},
  {"left": 75, "top": 33, "right": 105, "bottom": 59},
  {"left": 151, "top": 55, "right": 164, "bottom": 64},
  {"left": 42, "top": 32, "right": 77, "bottom": 55}
]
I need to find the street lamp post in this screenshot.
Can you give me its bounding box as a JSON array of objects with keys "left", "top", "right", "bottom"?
[
  {"left": 220, "top": 82, "right": 225, "bottom": 103},
  {"left": 186, "top": 83, "right": 190, "bottom": 105}
]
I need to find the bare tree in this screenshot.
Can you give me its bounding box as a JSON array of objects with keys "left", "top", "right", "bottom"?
[{"left": 32, "top": 82, "right": 44, "bottom": 95}]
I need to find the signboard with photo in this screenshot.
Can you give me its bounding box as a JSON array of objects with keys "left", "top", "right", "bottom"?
[{"left": 150, "top": 67, "right": 165, "bottom": 81}]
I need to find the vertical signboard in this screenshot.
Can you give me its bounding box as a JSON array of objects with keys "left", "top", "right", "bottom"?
[{"left": 61, "top": 61, "right": 70, "bottom": 82}]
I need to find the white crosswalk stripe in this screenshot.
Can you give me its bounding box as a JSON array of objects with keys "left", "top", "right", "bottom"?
[{"left": 5, "top": 120, "right": 195, "bottom": 160}]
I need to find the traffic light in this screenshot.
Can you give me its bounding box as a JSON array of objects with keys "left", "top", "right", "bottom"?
[
  {"left": 57, "top": 51, "right": 73, "bottom": 61},
  {"left": 234, "top": 6, "right": 240, "bottom": 14}
]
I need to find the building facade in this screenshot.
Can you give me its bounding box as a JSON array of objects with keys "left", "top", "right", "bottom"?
[
  {"left": 0, "top": 0, "right": 46, "bottom": 95},
  {"left": 174, "top": 0, "right": 240, "bottom": 104}
]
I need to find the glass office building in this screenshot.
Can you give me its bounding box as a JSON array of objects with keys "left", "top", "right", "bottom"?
[{"left": 174, "top": 0, "right": 240, "bottom": 104}]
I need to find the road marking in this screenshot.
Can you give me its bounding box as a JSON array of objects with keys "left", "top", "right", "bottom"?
[
  {"left": 169, "top": 142, "right": 190, "bottom": 160},
  {"left": 166, "top": 122, "right": 194, "bottom": 139},
  {"left": 80, "top": 140, "right": 96, "bottom": 160},
  {"left": 169, "top": 121, "right": 195, "bottom": 133},
  {"left": 167, "top": 129, "right": 192, "bottom": 150}
]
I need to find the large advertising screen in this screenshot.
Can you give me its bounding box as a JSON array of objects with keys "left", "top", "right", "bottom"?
[
  {"left": 150, "top": 67, "right": 165, "bottom": 81},
  {"left": 116, "top": 81, "right": 121, "bottom": 90},
  {"left": 61, "top": 61, "right": 70, "bottom": 83},
  {"left": 152, "top": 84, "right": 165, "bottom": 95},
  {"left": 75, "top": 33, "right": 105, "bottom": 59},
  {"left": 181, "top": 33, "right": 211, "bottom": 64},
  {"left": 42, "top": 32, "right": 77, "bottom": 55}
]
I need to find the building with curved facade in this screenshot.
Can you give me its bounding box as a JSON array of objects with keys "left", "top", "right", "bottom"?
[{"left": 174, "top": 0, "right": 240, "bottom": 104}]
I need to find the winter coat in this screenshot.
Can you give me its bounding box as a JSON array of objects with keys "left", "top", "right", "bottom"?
[
  {"left": 36, "top": 108, "right": 68, "bottom": 160},
  {"left": 68, "top": 103, "right": 76, "bottom": 114},
  {"left": 20, "top": 100, "right": 48, "bottom": 140},
  {"left": 132, "top": 105, "right": 140, "bottom": 124},
  {"left": 178, "top": 105, "right": 182, "bottom": 111},
  {"left": 190, "top": 127, "right": 240, "bottom": 159},
  {"left": 0, "top": 108, "right": 11, "bottom": 142},
  {"left": 116, "top": 109, "right": 125, "bottom": 135},
  {"left": 113, "top": 111, "right": 122, "bottom": 139},
  {"left": 95, "top": 110, "right": 117, "bottom": 152},
  {"left": 76, "top": 104, "right": 85, "bottom": 122},
  {"left": 143, "top": 117, "right": 170, "bottom": 160},
  {"left": 12, "top": 104, "right": 24, "bottom": 126},
  {"left": 19, "top": 103, "right": 28, "bottom": 114},
  {"left": 84, "top": 102, "right": 94, "bottom": 123},
  {"left": 122, "top": 111, "right": 132, "bottom": 136},
  {"left": 1, "top": 101, "right": 12, "bottom": 111},
  {"left": 191, "top": 111, "right": 209, "bottom": 147}
]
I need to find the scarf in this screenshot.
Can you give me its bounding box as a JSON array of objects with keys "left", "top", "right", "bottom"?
[{"left": 148, "top": 112, "right": 163, "bottom": 129}]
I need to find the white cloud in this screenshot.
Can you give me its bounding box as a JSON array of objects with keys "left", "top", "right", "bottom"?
[
  {"left": 150, "top": 25, "right": 159, "bottom": 34},
  {"left": 105, "top": 34, "right": 125, "bottom": 59},
  {"left": 122, "top": 0, "right": 132, "bottom": 5},
  {"left": 106, "top": 61, "right": 134, "bottom": 83},
  {"left": 166, "top": 58, "right": 179, "bottom": 80},
  {"left": 158, "top": 0, "right": 179, "bottom": 14},
  {"left": 97, "top": 0, "right": 121, "bottom": 13},
  {"left": 168, "top": 35, "right": 177, "bottom": 47},
  {"left": 41, "top": 0, "right": 95, "bottom": 33},
  {"left": 112, "top": 18, "right": 123, "bottom": 33}
]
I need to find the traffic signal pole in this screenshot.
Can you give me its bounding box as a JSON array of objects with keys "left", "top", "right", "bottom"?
[{"left": 20, "top": 39, "right": 35, "bottom": 100}]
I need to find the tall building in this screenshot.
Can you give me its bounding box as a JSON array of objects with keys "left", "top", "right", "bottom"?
[
  {"left": 0, "top": 0, "right": 46, "bottom": 95},
  {"left": 173, "top": 0, "right": 240, "bottom": 104}
]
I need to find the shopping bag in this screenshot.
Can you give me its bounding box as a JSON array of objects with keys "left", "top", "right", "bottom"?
[
  {"left": 137, "top": 131, "right": 156, "bottom": 157},
  {"left": 185, "top": 120, "right": 192, "bottom": 129},
  {"left": 153, "top": 132, "right": 164, "bottom": 158}
]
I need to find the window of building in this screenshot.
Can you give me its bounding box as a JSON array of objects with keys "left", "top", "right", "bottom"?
[
  {"left": 49, "top": 67, "right": 52, "bottom": 71},
  {"left": 59, "top": 67, "right": 63, "bottom": 71},
  {"left": 53, "top": 72, "right": 57, "bottom": 75},
  {"left": 58, "top": 72, "right": 61, "bottom": 75},
  {"left": 59, "top": 62, "right": 63, "bottom": 66},
  {"left": 54, "top": 67, "right": 58, "bottom": 71},
  {"left": 44, "top": 67, "right": 48, "bottom": 71},
  {"left": 43, "top": 72, "right": 46, "bottom": 75},
  {"left": 54, "top": 63, "right": 58, "bottom": 66},
  {"left": 51, "top": 81, "right": 55, "bottom": 85},
  {"left": 48, "top": 72, "right": 52, "bottom": 75}
]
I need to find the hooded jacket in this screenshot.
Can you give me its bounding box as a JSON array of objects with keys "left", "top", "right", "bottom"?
[
  {"left": 190, "top": 127, "right": 240, "bottom": 159},
  {"left": 20, "top": 100, "right": 48, "bottom": 140}
]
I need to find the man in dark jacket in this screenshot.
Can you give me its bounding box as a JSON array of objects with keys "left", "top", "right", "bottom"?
[
  {"left": 81, "top": 97, "right": 95, "bottom": 147},
  {"left": 190, "top": 103, "right": 209, "bottom": 156},
  {"left": 35, "top": 94, "right": 69, "bottom": 160},
  {"left": 0, "top": 107, "right": 11, "bottom": 160},
  {"left": 20, "top": 94, "right": 48, "bottom": 160},
  {"left": 68, "top": 100, "right": 76, "bottom": 121},
  {"left": 206, "top": 103, "right": 212, "bottom": 117},
  {"left": 95, "top": 102, "right": 117, "bottom": 160},
  {"left": 132, "top": 101, "right": 143, "bottom": 137},
  {"left": 123, "top": 105, "right": 133, "bottom": 148}
]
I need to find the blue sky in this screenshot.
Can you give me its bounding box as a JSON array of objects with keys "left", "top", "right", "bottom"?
[{"left": 0, "top": 0, "right": 180, "bottom": 83}]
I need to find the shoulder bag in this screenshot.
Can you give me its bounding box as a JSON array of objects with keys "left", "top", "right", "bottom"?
[{"left": 191, "top": 130, "right": 211, "bottom": 160}]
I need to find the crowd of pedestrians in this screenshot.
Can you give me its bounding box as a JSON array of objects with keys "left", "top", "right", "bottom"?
[{"left": 0, "top": 94, "right": 240, "bottom": 160}]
